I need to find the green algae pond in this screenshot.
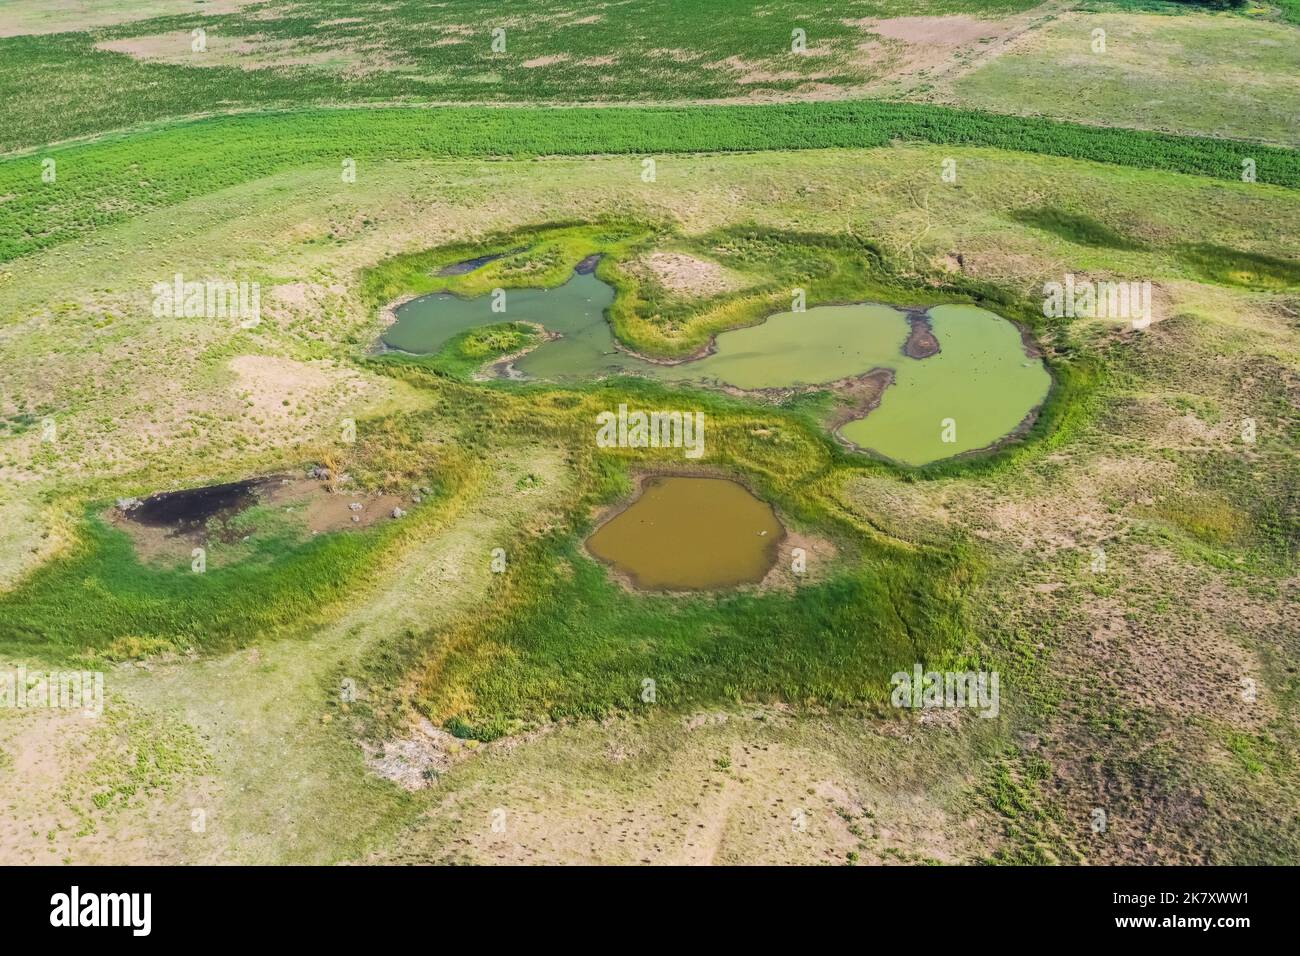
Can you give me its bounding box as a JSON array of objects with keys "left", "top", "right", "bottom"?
[
  {"left": 382, "top": 268, "right": 1051, "bottom": 466},
  {"left": 383, "top": 269, "right": 639, "bottom": 379},
  {"left": 835, "top": 304, "right": 1051, "bottom": 465},
  {"left": 586, "top": 475, "right": 784, "bottom": 590}
]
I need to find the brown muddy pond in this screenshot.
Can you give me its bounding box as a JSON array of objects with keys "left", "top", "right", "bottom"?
[{"left": 586, "top": 476, "right": 784, "bottom": 591}]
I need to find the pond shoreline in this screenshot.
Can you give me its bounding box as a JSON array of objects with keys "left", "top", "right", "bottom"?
[{"left": 378, "top": 262, "right": 1055, "bottom": 468}]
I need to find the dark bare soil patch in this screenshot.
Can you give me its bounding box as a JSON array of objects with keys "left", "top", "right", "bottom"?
[{"left": 903, "top": 310, "right": 940, "bottom": 359}]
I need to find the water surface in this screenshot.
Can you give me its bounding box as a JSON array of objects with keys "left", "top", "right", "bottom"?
[
  {"left": 837, "top": 305, "right": 1050, "bottom": 465},
  {"left": 586, "top": 476, "right": 783, "bottom": 590},
  {"left": 384, "top": 272, "right": 1051, "bottom": 465}
]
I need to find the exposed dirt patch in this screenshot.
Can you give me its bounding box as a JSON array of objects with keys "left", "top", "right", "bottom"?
[
  {"left": 760, "top": 529, "right": 839, "bottom": 593},
  {"left": 295, "top": 481, "right": 409, "bottom": 535},
  {"left": 903, "top": 310, "right": 941, "bottom": 359},
  {"left": 0, "top": 699, "right": 215, "bottom": 865},
  {"left": 631, "top": 251, "right": 751, "bottom": 298},
  {"left": 365, "top": 717, "right": 478, "bottom": 790},
  {"left": 710, "top": 55, "right": 807, "bottom": 86},
  {"left": 521, "top": 55, "right": 571, "bottom": 69},
  {"left": 1067, "top": 569, "right": 1277, "bottom": 730},
  {"left": 229, "top": 354, "right": 375, "bottom": 426},
  {"left": 855, "top": 15, "right": 1000, "bottom": 47},
  {"left": 825, "top": 368, "right": 896, "bottom": 434},
  {"left": 94, "top": 30, "right": 388, "bottom": 74},
  {"left": 848, "top": 2, "right": 1073, "bottom": 97},
  {"left": 267, "top": 282, "right": 314, "bottom": 310}
]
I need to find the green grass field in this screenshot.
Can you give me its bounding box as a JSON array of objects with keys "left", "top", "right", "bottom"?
[{"left": 5, "top": 100, "right": 1299, "bottom": 264}]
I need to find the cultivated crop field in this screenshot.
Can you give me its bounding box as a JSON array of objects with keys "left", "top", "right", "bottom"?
[{"left": 0, "top": 0, "right": 1296, "bottom": 882}]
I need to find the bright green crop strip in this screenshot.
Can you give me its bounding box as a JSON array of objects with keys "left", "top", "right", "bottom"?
[{"left": 2, "top": 101, "right": 1295, "bottom": 264}]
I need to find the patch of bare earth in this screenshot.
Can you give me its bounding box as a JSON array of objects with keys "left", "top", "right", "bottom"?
[
  {"left": 107, "top": 475, "right": 415, "bottom": 566},
  {"left": 903, "top": 312, "right": 941, "bottom": 359},
  {"left": 847, "top": 2, "right": 1073, "bottom": 97},
  {"left": 229, "top": 353, "right": 375, "bottom": 427},
  {"left": 521, "top": 55, "right": 571, "bottom": 69},
  {"left": 365, "top": 718, "right": 479, "bottom": 790},
  {"left": 0, "top": 703, "right": 215, "bottom": 865},
  {"left": 94, "top": 31, "right": 396, "bottom": 74}
]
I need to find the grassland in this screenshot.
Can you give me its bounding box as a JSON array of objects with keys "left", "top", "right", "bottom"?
[
  {"left": 947, "top": 10, "right": 1300, "bottom": 146},
  {"left": 1, "top": 106, "right": 1296, "bottom": 865},
  {"left": 0, "top": 0, "right": 1051, "bottom": 149},
  {"left": 5, "top": 101, "right": 1300, "bottom": 266},
  {"left": 2, "top": 1, "right": 1296, "bottom": 159}
]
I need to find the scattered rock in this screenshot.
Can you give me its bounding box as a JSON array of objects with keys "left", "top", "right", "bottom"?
[
  {"left": 391, "top": 507, "right": 406, "bottom": 519},
  {"left": 348, "top": 502, "right": 363, "bottom": 512}
]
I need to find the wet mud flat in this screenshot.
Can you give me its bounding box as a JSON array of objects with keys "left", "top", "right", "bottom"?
[
  {"left": 436, "top": 246, "right": 528, "bottom": 276},
  {"left": 111, "top": 470, "right": 419, "bottom": 562},
  {"left": 902, "top": 310, "right": 941, "bottom": 359},
  {"left": 117, "top": 478, "right": 276, "bottom": 534}
]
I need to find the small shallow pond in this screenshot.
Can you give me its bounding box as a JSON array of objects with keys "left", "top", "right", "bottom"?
[
  {"left": 384, "top": 271, "right": 644, "bottom": 379},
  {"left": 586, "top": 475, "right": 783, "bottom": 590},
  {"left": 836, "top": 304, "right": 1050, "bottom": 466},
  {"left": 383, "top": 267, "right": 1051, "bottom": 465}
]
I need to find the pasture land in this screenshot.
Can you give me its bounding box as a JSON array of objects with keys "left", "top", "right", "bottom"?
[
  {"left": 948, "top": 11, "right": 1300, "bottom": 146},
  {"left": 1, "top": 131, "right": 1296, "bottom": 862}
]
